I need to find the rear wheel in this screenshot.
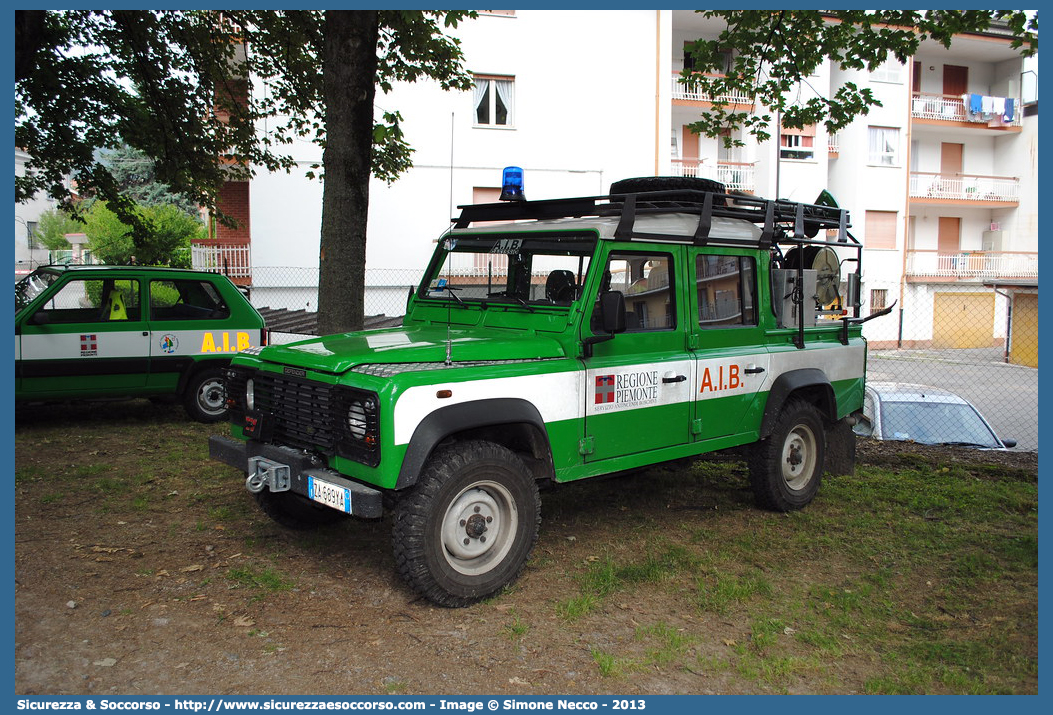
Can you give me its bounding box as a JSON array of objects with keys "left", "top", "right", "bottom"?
[
  {"left": 749, "top": 400, "right": 826, "bottom": 511},
  {"left": 183, "top": 367, "right": 228, "bottom": 423},
  {"left": 392, "top": 440, "right": 540, "bottom": 607}
]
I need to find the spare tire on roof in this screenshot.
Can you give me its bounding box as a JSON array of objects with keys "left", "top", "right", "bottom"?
[{"left": 609, "top": 176, "right": 727, "bottom": 206}]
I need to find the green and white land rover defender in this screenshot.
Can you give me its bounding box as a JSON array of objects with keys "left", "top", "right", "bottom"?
[{"left": 209, "top": 176, "right": 891, "bottom": 607}]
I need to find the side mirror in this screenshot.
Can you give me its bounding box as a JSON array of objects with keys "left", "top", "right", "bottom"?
[
  {"left": 598, "top": 290, "right": 626, "bottom": 335},
  {"left": 1001, "top": 438, "right": 1017, "bottom": 449},
  {"left": 583, "top": 291, "right": 626, "bottom": 357}
]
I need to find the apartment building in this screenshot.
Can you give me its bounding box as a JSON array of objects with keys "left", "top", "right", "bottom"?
[
  {"left": 200, "top": 11, "right": 1037, "bottom": 350},
  {"left": 666, "top": 11, "right": 1037, "bottom": 353}
]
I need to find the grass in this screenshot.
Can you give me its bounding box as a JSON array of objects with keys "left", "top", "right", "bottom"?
[
  {"left": 14, "top": 400, "right": 1038, "bottom": 694},
  {"left": 557, "top": 454, "right": 1036, "bottom": 692},
  {"left": 225, "top": 565, "right": 296, "bottom": 597}
]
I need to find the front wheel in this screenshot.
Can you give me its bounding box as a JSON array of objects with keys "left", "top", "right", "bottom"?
[
  {"left": 748, "top": 400, "right": 826, "bottom": 512},
  {"left": 392, "top": 440, "right": 541, "bottom": 607},
  {"left": 183, "top": 367, "right": 228, "bottom": 423}
]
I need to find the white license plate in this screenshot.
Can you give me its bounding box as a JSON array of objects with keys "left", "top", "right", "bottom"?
[{"left": 307, "top": 476, "right": 352, "bottom": 514}]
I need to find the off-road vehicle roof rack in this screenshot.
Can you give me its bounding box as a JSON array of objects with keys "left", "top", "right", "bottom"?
[
  {"left": 452, "top": 188, "right": 861, "bottom": 251},
  {"left": 453, "top": 183, "right": 892, "bottom": 350}
]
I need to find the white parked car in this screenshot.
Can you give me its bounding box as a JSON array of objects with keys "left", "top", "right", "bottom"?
[{"left": 854, "top": 382, "right": 1016, "bottom": 450}]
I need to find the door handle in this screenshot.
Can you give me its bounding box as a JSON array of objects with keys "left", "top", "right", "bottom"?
[
  {"left": 744, "top": 366, "right": 765, "bottom": 375},
  {"left": 662, "top": 374, "right": 687, "bottom": 384}
]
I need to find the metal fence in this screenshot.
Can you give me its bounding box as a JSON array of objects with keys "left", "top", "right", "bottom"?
[{"left": 246, "top": 266, "right": 1038, "bottom": 452}]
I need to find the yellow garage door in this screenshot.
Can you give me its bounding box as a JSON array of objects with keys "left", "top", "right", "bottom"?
[
  {"left": 1010, "top": 293, "right": 1038, "bottom": 367},
  {"left": 932, "top": 292, "right": 995, "bottom": 349}
]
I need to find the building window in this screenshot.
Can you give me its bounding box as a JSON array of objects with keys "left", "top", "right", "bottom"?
[
  {"left": 870, "top": 58, "right": 903, "bottom": 84},
  {"left": 26, "top": 221, "right": 38, "bottom": 249},
  {"left": 870, "top": 288, "right": 888, "bottom": 312},
  {"left": 865, "top": 210, "right": 898, "bottom": 250},
  {"left": 684, "top": 44, "right": 733, "bottom": 75},
  {"left": 780, "top": 124, "right": 815, "bottom": 160},
  {"left": 473, "top": 76, "right": 514, "bottom": 127},
  {"left": 868, "top": 126, "right": 900, "bottom": 166}
]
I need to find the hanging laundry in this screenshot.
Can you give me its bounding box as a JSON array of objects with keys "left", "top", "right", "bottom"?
[
  {"left": 981, "top": 95, "right": 996, "bottom": 114},
  {"left": 1003, "top": 98, "right": 1015, "bottom": 122},
  {"left": 991, "top": 96, "right": 1006, "bottom": 116},
  {"left": 969, "top": 93, "right": 983, "bottom": 114}
]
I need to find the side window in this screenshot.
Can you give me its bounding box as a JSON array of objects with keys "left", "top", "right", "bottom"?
[
  {"left": 32, "top": 278, "right": 141, "bottom": 324},
  {"left": 150, "top": 280, "right": 230, "bottom": 320},
  {"left": 600, "top": 252, "right": 675, "bottom": 332},
  {"left": 696, "top": 255, "right": 756, "bottom": 328}
]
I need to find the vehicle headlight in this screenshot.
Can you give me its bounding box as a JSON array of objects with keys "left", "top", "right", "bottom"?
[
  {"left": 246, "top": 378, "right": 255, "bottom": 411},
  {"left": 347, "top": 399, "right": 371, "bottom": 439}
]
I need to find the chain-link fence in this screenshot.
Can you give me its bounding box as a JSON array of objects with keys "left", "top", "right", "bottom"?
[
  {"left": 246, "top": 266, "right": 1038, "bottom": 452},
  {"left": 861, "top": 283, "right": 1038, "bottom": 451}
]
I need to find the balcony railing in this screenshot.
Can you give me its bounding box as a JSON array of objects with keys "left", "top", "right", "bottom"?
[
  {"left": 906, "top": 251, "right": 1037, "bottom": 280},
  {"left": 909, "top": 172, "right": 1020, "bottom": 203},
  {"left": 191, "top": 241, "right": 252, "bottom": 280},
  {"left": 671, "top": 159, "right": 756, "bottom": 192},
  {"left": 911, "top": 92, "right": 1022, "bottom": 127},
  {"left": 671, "top": 74, "right": 755, "bottom": 105}
]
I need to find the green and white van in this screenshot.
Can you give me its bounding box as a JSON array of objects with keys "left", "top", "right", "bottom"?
[
  {"left": 16, "top": 265, "right": 266, "bottom": 422},
  {"left": 209, "top": 176, "right": 891, "bottom": 606}
]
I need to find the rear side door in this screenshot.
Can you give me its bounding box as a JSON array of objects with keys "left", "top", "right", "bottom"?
[
  {"left": 18, "top": 275, "right": 149, "bottom": 396},
  {"left": 582, "top": 245, "right": 694, "bottom": 461},
  {"left": 689, "top": 249, "right": 770, "bottom": 441}
]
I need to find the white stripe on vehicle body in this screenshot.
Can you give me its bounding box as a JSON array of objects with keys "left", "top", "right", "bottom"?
[
  {"left": 20, "top": 330, "right": 150, "bottom": 361},
  {"left": 392, "top": 371, "right": 583, "bottom": 445},
  {"left": 764, "top": 344, "right": 865, "bottom": 387},
  {"left": 390, "top": 343, "right": 865, "bottom": 448},
  {"left": 586, "top": 359, "right": 693, "bottom": 416}
]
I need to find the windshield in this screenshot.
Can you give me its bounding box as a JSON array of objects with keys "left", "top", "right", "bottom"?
[
  {"left": 879, "top": 400, "right": 1000, "bottom": 447},
  {"left": 15, "top": 270, "right": 58, "bottom": 312},
  {"left": 419, "top": 233, "right": 595, "bottom": 308}
]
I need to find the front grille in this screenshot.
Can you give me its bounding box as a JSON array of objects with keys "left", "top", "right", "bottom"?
[{"left": 226, "top": 367, "right": 380, "bottom": 467}]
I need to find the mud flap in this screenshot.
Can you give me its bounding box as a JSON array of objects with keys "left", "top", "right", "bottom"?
[{"left": 825, "top": 418, "right": 856, "bottom": 476}]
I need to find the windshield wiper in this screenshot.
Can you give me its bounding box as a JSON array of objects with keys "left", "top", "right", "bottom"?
[
  {"left": 939, "top": 441, "right": 994, "bottom": 449},
  {"left": 485, "top": 292, "right": 535, "bottom": 312},
  {"left": 441, "top": 284, "right": 465, "bottom": 306}
]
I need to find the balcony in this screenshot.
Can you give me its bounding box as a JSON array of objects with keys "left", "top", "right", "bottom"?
[
  {"left": 671, "top": 74, "right": 754, "bottom": 106},
  {"left": 909, "top": 172, "right": 1020, "bottom": 205},
  {"left": 906, "top": 251, "right": 1037, "bottom": 281},
  {"left": 911, "top": 92, "right": 1022, "bottom": 129},
  {"left": 191, "top": 240, "right": 252, "bottom": 285},
  {"left": 671, "top": 159, "right": 756, "bottom": 192}
]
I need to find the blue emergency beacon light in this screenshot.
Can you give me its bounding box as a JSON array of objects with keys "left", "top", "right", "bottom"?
[{"left": 499, "top": 166, "right": 526, "bottom": 201}]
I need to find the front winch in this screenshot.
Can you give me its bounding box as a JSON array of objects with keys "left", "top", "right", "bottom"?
[{"left": 246, "top": 456, "right": 292, "bottom": 493}]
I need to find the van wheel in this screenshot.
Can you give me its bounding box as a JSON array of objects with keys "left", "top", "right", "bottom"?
[
  {"left": 749, "top": 400, "right": 825, "bottom": 511},
  {"left": 183, "top": 367, "right": 228, "bottom": 423},
  {"left": 254, "top": 489, "right": 348, "bottom": 530},
  {"left": 392, "top": 440, "right": 540, "bottom": 608}
]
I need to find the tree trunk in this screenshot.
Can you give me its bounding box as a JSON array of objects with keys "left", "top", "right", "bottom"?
[{"left": 317, "top": 10, "right": 378, "bottom": 335}]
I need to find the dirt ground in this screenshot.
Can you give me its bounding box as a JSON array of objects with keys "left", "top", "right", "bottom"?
[{"left": 13, "top": 400, "right": 1038, "bottom": 696}]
